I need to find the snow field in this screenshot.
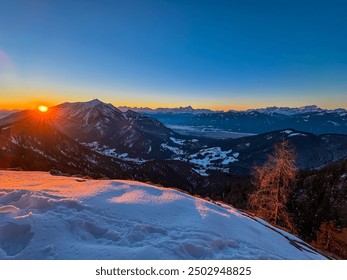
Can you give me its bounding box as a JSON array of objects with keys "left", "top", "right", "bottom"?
[{"left": 0, "top": 171, "right": 326, "bottom": 260}]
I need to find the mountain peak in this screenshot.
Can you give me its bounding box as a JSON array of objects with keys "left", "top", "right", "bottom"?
[
  {"left": 79, "top": 99, "right": 105, "bottom": 108},
  {"left": 298, "top": 105, "right": 321, "bottom": 111},
  {"left": 86, "top": 99, "right": 103, "bottom": 106},
  {"left": 248, "top": 105, "right": 324, "bottom": 116},
  {"left": 56, "top": 99, "right": 120, "bottom": 115},
  {"left": 179, "top": 105, "right": 193, "bottom": 110}
]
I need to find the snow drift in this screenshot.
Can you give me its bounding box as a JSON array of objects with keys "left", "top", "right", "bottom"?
[{"left": 0, "top": 171, "right": 326, "bottom": 260}]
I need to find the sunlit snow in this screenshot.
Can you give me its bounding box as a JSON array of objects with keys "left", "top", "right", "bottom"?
[{"left": 0, "top": 171, "right": 326, "bottom": 260}]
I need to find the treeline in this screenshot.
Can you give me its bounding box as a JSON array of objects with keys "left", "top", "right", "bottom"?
[
  {"left": 290, "top": 157, "right": 347, "bottom": 258},
  {"left": 202, "top": 141, "right": 346, "bottom": 259}
]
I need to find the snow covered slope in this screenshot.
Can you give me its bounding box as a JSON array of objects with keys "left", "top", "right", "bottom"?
[
  {"left": 52, "top": 99, "right": 179, "bottom": 160},
  {"left": 0, "top": 171, "right": 326, "bottom": 260}
]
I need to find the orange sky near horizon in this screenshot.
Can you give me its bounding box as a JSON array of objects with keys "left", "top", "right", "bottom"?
[
  {"left": 0, "top": 86, "right": 346, "bottom": 111},
  {"left": 0, "top": 94, "right": 346, "bottom": 112},
  {"left": 0, "top": 99, "right": 244, "bottom": 111}
]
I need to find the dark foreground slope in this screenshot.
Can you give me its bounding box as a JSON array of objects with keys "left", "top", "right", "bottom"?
[
  {"left": 290, "top": 157, "right": 347, "bottom": 258},
  {"left": 0, "top": 112, "right": 133, "bottom": 178}
]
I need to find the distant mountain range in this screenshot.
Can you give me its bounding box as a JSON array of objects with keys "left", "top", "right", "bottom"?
[
  {"left": 1, "top": 99, "right": 347, "bottom": 178},
  {"left": 246, "top": 105, "right": 346, "bottom": 115},
  {"left": 119, "top": 104, "right": 346, "bottom": 115},
  {"left": 118, "top": 105, "right": 217, "bottom": 114},
  {"left": 2, "top": 104, "right": 346, "bottom": 117},
  {"left": 117, "top": 104, "right": 347, "bottom": 136},
  {"left": 51, "top": 102, "right": 347, "bottom": 135},
  {"left": 146, "top": 108, "right": 347, "bottom": 135}
]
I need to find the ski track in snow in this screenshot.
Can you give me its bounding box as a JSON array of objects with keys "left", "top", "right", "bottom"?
[{"left": 0, "top": 171, "right": 326, "bottom": 260}]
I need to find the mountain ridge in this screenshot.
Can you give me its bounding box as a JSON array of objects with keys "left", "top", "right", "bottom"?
[
  {"left": 1, "top": 99, "right": 347, "bottom": 175},
  {"left": 117, "top": 104, "right": 347, "bottom": 115}
]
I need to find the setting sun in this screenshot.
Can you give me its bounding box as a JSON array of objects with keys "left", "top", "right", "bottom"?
[{"left": 38, "top": 105, "right": 49, "bottom": 113}]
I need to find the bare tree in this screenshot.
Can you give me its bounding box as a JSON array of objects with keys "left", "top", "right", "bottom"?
[{"left": 248, "top": 140, "right": 298, "bottom": 232}]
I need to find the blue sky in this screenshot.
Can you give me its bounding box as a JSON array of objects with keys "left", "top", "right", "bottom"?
[{"left": 0, "top": 0, "right": 346, "bottom": 109}]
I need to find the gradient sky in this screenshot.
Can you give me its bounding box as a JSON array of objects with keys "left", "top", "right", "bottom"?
[{"left": 0, "top": 0, "right": 346, "bottom": 110}]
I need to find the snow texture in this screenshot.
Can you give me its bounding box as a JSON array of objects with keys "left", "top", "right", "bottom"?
[
  {"left": 160, "top": 143, "right": 184, "bottom": 155},
  {"left": 0, "top": 171, "right": 326, "bottom": 260},
  {"left": 169, "top": 137, "right": 185, "bottom": 145},
  {"left": 288, "top": 133, "right": 307, "bottom": 137},
  {"left": 188, "top": 147, "right": 238, "bottom": 175},
  {"left": 82, "top": 142, "right": 147, "bottom": 164}
]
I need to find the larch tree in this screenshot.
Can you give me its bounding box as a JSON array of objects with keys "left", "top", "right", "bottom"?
[{"left": 248, "top": 139, "right": 298, "bottom": 233}]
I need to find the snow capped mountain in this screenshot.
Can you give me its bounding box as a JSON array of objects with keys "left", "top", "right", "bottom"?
[
  {"left": 248, "top": 105, "right": 324, "bottom": 115},
  {"left": 117, "top": 104, "right": 346, "bottom": 117},
  {"left": 118, "top": 105, "right": 154, "bottom": 113},
  {"left": 51, "top": 99, "right": 186, "bottom": 160},
  {"left": 152, "top": 107, "right": 347, "bottom": 135},
  {"left": 119, "top": 105, "right": 216, "bottom": 114},
  {"left": 248, "top": 105, "right": 347, "bottom": 116},
  {"left": 155, "top": 105, "right": 216, "bottom": 114},
  {"left": 55, "top": 99, "right": 124, "bottom": 121},
  {"left": 53, "top": 99, "right": 128, "bottom": 139},
  {"left": 0, "top": 171, "right": 327, "bottom": 260}
]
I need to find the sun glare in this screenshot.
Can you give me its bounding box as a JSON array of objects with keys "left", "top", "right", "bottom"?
[{"left": 38, "top": 105, "right": 49, "bottom": 113}]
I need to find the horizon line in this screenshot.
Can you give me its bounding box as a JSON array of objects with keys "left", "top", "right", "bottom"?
[{"left": 0, "top": 99, "right": 346, "bottom": 112}]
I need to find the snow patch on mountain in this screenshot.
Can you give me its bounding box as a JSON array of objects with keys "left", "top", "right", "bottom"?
[
  {"left": 326, "top": 120, "right": 341, "bottom": 126},
  {"left": 288, "top": 133, "right": 307, "bottom": 137},
  {"left": 118, "top": 105, "right": 216, "bottom": 114},
  {"left": 281, "top": 130, "right": 308, "bottom": 137},
  {"left": 170, "top": 137, "right": 185, "bottom": 145},
  {"left": 248, "top": 105, "right": 323, "bottom": 115},
  {"left": 82, "top": 142, "right": 147, "bottom": 164},
  {"left": 55, "top": 99, "right": 126, "bottom": 130},
  {"left": 0, "top": 171, "right": 326, "bottom": 260},
  {"left": 160, "top": 143, "right": 184, "bottom": 155},
  {"left": 188, "top": 147, "right": 238, "bottom": 176}
]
